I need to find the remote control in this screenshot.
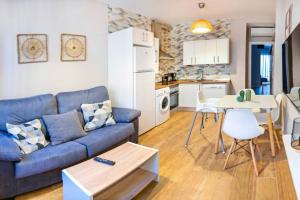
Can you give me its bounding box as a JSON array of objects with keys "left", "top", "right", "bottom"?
[{"left": 93, "top": 157, "right": 115, "bottom": 166}]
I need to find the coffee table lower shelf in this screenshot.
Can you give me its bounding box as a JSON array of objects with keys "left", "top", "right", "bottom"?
[{"left": 95, "top": 168, "right": 156, "bottom": 200}]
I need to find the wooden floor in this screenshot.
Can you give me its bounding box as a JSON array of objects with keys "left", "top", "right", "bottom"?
[{"left": 16, "top": 111, "right": 297, "bottom": 200}]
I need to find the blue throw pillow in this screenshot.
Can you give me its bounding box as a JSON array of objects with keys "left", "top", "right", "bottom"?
[{"left": 43, "top": 110, "right": 87, "bottom": 145}]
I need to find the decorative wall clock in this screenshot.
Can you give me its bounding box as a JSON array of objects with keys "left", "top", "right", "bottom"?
[
  {"left": 61, "top": 34, "right": 86, "bottom": 61},
  {"left": 17, "top": 34, "right": 48, "bottom": 64}
]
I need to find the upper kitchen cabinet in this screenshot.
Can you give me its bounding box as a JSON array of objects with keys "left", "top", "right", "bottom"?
[
  {"left": 132, "top": 27, "right": 154, "bottom": 47},
  {"left": 183, "top": 41, "right": 195, "bottom": 65},
  {"left": 183, "top": 40, "right": 206, "bottom": 65},
  {"left": 183, "top": 38, "right": 230, "bottom": 65},
  {"left": 216, "top": 39, "right": 230, "bottom": 64}
]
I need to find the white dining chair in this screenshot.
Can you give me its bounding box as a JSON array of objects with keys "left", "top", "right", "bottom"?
[
  {"left": 290, "top": 87, "right": 300, "bottom": 94},
  {"left": 222, "top": 109, "right": 265, "bottom": 176},
  {"left": 185, "top": 90, "right": 225, "bottom": 152},
  {"left": 254, "top": 93, "right": 284, "bottom": 150}
]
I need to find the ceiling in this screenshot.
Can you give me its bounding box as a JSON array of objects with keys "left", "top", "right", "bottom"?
[{"left": 103, "top": 0, "right": 276, "bottom": 24}]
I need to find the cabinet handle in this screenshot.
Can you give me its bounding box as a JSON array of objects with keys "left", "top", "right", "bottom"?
[
  {"left": 217, "top": 56, "right": 219, "bottom": 64},
  {"left": 142, "top": 32, "right": 145, "bottom": 42}
]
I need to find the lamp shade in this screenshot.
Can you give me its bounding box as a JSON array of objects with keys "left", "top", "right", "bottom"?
[{"left": 190, "top": 19, "right": 213, "bottom": 34}]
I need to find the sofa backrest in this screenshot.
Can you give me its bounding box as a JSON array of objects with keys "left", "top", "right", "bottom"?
[
  {"left": 0, "top": 94, "right": 57, "bottom": 132},
  {"left": 56, "top": 86, "right": 109, "bottom": 114}
]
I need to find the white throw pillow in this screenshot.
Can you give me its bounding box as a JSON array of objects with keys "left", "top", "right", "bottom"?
[
  {"left": 6, "top": 119, "right": 49, "bottom": 154},
  {"left": 81, "top": 100, "right": 116, "bottom": 132}
]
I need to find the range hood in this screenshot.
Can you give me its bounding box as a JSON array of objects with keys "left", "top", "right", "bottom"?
[{"left": 159, "top": 49, "right": 174, "bottom": 60}]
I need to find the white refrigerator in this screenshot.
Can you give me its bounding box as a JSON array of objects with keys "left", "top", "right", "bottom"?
[{"left": 108, "top": 28, "right": 156, "bottom": 135}]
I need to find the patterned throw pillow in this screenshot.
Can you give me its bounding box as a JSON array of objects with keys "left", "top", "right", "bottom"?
[
  {"left": 81, "top": 100, "right": 116, "bottom": 131},
  {"left": 6, "top": 119, "right": 49, "bottom": 154}
]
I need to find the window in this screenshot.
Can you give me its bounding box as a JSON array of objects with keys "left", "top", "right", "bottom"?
[{"left": 260, "top": 54, "right": 272, "bottom": 81}]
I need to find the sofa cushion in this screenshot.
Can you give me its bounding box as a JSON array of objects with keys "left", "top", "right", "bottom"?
[
  {"left": 6, "top": 119, "right": 49, "bottom": 154},
  {"left": 0, "top": 132, "right": 22, "bottom": 161},
  {"left": 15, "top": 141, "right": 86, "bottom": 179},
  {"left": 56, "top": 86, "right": 109, "bottom": 114},
  {"left": 0, "top": 94, "right": 57, "bottom": 132},
  {"left": 43, "top": 110, "right": 87, "bottom": 145},
  {"left": 81, "top": 100, "right": 116, "bottom": 132},
  {"left": 74, "top": 123, "right": 135, "bottom": 157}
]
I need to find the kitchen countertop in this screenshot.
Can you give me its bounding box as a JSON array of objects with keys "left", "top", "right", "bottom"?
[{"left": 155, "top": 79, "right": 231, "bottom": 90}]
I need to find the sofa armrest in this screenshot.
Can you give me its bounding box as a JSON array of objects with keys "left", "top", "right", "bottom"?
[
  {"left": 0, "top": 132, "right": 22, "bottom": 162},
  {"left": 112, "top": 107, "right": 141, "bottom": 123}
]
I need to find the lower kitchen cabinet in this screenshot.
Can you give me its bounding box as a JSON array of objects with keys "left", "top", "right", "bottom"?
[
  {"left": 178, "top": 84, "right": 200, "bottom": 108},
  {"left": 178, "top": 83, "right": 229, "bottom": 108}
]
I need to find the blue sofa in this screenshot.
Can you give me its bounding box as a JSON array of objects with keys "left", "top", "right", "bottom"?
[{"left": 0, "top": 86, "right": 141, "bottom": 199}]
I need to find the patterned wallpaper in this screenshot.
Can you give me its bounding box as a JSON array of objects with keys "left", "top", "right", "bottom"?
[
  {"left": 108, "top": 6, "right": 152, "bottom": 33},
  {"left": 108, "top": 6, "right": 231, "bottom": 82}
]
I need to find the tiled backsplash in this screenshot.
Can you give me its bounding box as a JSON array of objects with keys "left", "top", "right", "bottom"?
[{"left": 108, "top": 6, "right": 231, "bottom": 82}]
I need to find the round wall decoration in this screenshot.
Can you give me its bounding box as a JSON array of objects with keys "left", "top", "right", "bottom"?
[
  {"left": 21, "top": 38, "right": 45, "bottom": 59},
  {"left": 61, "top": 34, "right": 86, "bottom": 61},
  {"left": 65, "top": 38, "right": 85, "bottom": 58},
  {"left": 17, "top": 34, "right": 48, "bottom": 64}
]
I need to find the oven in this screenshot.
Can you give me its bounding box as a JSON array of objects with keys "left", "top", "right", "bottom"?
[{"left": 170, "top": 86, "right": 179, "bottom": 110}]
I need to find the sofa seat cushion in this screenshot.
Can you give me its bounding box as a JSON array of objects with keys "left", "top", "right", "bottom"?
[
  {"left": 74, "top": 123, "right": 135, "bottom": 157},
  {"left": 15, "top": 141, "right": 87, "bottom": 179}
]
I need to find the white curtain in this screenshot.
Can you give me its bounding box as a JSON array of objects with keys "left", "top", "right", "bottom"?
[{"left": 260, "top": 54, "right": 271, "bottom": 81}]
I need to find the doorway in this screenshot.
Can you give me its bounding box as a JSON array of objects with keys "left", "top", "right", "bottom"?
[
  {"left": 247, "top": 25, "right": 275, "bottom": 95},
  {"left": 250, "top": 43, "right": 273, "bottom": 95}
]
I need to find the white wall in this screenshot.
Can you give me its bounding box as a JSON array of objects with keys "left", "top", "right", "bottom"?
[
  {"left": 0, "top": 0, "right": 108, "bottom": 99},
  {"left": 274, "top": 0, "right": 300, "bottom": 94}
]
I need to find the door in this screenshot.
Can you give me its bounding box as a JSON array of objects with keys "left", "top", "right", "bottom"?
[
  {"left": 179, "top": 84, "right": 200, "bottom": 108},
  {"left": 132, "top": 28, "right": 154, "bottom": 47},
  {"left": 183, "top": 41, "right": 195, "bottom": 65},
  {"left": 205, "top": 39, "right": 217, "bottom": 65},
  {"left": 216, "top": 39, "right": 230, "bottom": 64},
  {"left": 133, "top": 46, "right": 155, "bottom": 72},
  {"left": 134, "top": 72, "right": 156, "bottom": 135},
  {"left": 194, "top": 40, "right": 206, "bottom": 65}
]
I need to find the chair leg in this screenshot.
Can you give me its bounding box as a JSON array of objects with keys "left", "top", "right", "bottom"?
[
  {"left": 273, "top": 129, "right": 281, "bottom": 150},
  {"left": 185, "top": 112, "right": 198, "bottom": 147},
  {"left": 253, "top": 138, "right": 262, "bottom": 159},
  {"left": 249, "top": 140, "right": 259, "bottom": 176},
  {"left": 200, "top": 112, "right": 205, "bottom": 131},
  {"left": 223, "top": 139, "right": 236, "bottom": 170}
]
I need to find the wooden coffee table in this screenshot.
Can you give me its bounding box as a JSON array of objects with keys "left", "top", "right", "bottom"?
[{"left": 62, "top": 142, "right": 159, "bottom": 200}]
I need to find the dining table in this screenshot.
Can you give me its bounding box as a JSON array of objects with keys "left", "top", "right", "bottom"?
[{"left": 215, "top": 95, "right": 278, "bottom": 157}]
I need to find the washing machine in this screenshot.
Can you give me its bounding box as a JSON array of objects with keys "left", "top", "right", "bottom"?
[{"left": 155, "top": 87, "right": 170, "bottom": 126}]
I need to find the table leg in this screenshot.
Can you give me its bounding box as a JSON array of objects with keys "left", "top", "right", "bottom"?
[
  {"left": 215, "top": 112, "right": 224, "bottom": 154},
  {"left": 266, "top": 112, "right": 276, "bottom": 157}
]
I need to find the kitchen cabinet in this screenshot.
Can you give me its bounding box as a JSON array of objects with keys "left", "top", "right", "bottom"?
[
  {"left": 194, "top": 40, "right": 206, "bottom": 65},
  {"left": 216, "top": 39, "right": 230, "bottom": 64},
  {"left": 154, "top": 38, "right": 159, "bottom": 73},
  {"left": 179, "top": 84, "right": 200, "bottom": 108},
  {"left": 183, "top": 38, "right": 230, "bottom": 65},
  {"left": 132, "top": 27, "right": 154, "bottom": 47},
  {"left": 179, "top": 83, "right": 229, "bottom": 108},
  {"left": 183, "top": 41, "right": 195, "bottom": 65},
  {"left": 205, "top": 39, "right": 217, "bottom": 65}
]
